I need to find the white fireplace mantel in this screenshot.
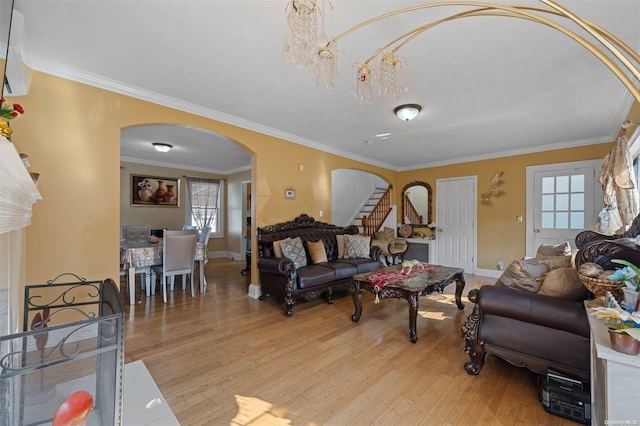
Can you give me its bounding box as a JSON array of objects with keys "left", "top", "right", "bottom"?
[{"left": 0, "top": 136, "right": 41, "bottom": 338}]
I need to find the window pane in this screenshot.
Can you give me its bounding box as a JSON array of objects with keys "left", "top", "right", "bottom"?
[
  {"left": 571, "top": 175, "right": 584, "bottom": 192},
  {"left": 542, "top": 194, "right": 554, "bottom": 211},
  {"left": 571, "top": 212, "right": 584, "bottom": 229},
  {"left": 556, "top": 212, "right": 568, "bottom": 229},
  {"left": 542, "top": 177, "right": 555, "bottom": 194},
  {"left": 556, "top": 176, "right": 569, "bottom": 193},
  {"left": 571, "top": 193, "right": 584, "bottom": 210},
  {"left": 542, "top": 212, "right": 554, "bottom": 228},
  {"left": 556, "top": 194, "right": 568, "bottom": 210}
]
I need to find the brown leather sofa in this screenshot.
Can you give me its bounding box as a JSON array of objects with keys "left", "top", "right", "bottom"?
[
  {"left": 462, "top": 229, "right": 640, "bottom": 382},
  {"left": 257, "top": 214, "right": 382, "bottom": 316}
]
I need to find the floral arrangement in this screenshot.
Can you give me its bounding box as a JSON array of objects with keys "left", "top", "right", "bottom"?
[
  {"left": 0, "top": 98, "right": 24, "bottom": 120},
  {"left": 609, "top": 259, "right": 640, "bottom": 292},
  {"left": 591, "top": 304, "right": 640, "bottom": 340}
]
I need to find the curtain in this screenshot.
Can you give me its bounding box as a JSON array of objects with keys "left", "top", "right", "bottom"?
[
  {"left": 596, "top": 130, "right": 639, "bottom": 234},
  {"left": 185, "top": 177, "right": 221, "bottom": 231}
]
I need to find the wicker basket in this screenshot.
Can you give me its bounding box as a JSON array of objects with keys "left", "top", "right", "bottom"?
[{"left": 578, "top": 274, "right": 623, "bottom": 307}]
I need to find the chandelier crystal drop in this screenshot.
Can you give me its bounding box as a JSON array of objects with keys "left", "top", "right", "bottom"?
[
  {"left": 316, "top": 45, "right": 337, "bottom": 92},
  {"left": 355, "top": 63, "right": 373, "bottom": 105},
  {"left": 283, "top": 0, "right": 319, "bottom": 67},
  {"left": 379, "top": 52, "right": 407, "bottom": 99},
  {"left": 379, "top": 52, "right": 396, "bottom": 98}
]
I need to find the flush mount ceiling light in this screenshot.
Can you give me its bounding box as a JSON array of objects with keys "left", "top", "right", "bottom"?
[
  {"left": 394, "top": 104, "right": 421, "bottom": 121},
  {"left": 152, "top": 143, "right": 173, "bottom": 153}
]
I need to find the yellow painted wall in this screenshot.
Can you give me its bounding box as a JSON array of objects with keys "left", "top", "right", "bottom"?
[
  {"left": 9, "top": 71, "right": 393, "bottom": 287},
  {"left": 397, "top": 144, "right": 613, "bottom": 270},
  {"left": 8, "top": 70, "right": 631, "bottom": 290}
]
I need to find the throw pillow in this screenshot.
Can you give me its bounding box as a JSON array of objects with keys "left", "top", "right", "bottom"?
[
  {"left": 538, "top": 267, "right": 590, "bottom": 301},
  {"left": 279, "top": 237, "right": 307, "bottom": 269},
  {"left": 336, "top": 234, "right": 345, "bottom": 258},
  {"left": 273, "top": 237, "right": 291, "bottom": 258},
  {"left": 497, "top": 259, "right": 550, "bottom": 293},
  {"left": 307, "top": 240, "right": 328, "bottom": 264},
  {"left": 536, "top": 241, "right": 571, "bottom": 257},
  {"left": 344, "top": 234, "right": 370, "bottom": 259},
  {"left": 383, "top": 227, "right": 395, "bottom": 241},
  {"left": 533, "top": 255, "right": 572, "bottom": 271}
]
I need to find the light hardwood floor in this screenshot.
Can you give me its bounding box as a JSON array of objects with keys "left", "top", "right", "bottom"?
[{"left": 122, "top": 259, "right": 577, "bottom": 426}]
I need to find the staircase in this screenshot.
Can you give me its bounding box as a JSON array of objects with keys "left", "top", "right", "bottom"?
[{"left": 351, "top": 185, "right": 392, "bottom": 236}]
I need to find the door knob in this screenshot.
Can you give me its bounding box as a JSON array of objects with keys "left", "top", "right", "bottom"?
[{"left": 534, "top": 228, "right": 541, "bottom": 233}]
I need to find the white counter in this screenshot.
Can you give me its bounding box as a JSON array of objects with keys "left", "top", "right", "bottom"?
[{"left": 586, "top": 305, "right": 640, "bottom": 424}]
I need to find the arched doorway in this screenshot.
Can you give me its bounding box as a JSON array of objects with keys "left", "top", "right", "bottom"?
[{"left": 119, "top": 123, "right": 252, "bottom": 276}]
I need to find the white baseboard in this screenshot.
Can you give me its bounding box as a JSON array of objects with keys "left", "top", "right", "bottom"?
[
  {"left": 208, "top": 250, "right": 243, "bottom": 261},
  {"left": 247, "top": 283, "right": 261, "bottom": 299},
  {"left": 474, "top": 268, "right": 502, "bottom": 279}
]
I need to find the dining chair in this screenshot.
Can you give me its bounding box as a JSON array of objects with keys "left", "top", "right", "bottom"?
[
  {"left": 121, "top": 224, "right": 153, "bottom": 294},
  {"left": 152, "top": 229, "right": 198, "bottom": 303}
]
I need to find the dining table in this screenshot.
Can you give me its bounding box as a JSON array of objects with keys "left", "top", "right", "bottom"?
[{"left": 121, "top": 239, "right": 208, "bottom": 305}]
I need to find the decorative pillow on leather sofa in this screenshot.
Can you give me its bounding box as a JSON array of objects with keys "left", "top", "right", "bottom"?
[
  {"left": 307, "top": 240, "right": 328, "bottom": 264},
  {"left": 273, "top": 237, "right": 291, "bottom": 258},
  {"left": 533, "top": 254, "right": 573, "bottom": 271},
  {"left": 344, "top": 234, "right": 370, "bottom": 259},
  {"left": 536, "top": 241, "right": 571, "bottom": 257},
  {"left": 538, "top": 267, "right": 590, "bottom": 301},
  {"left": 336, "top": 235, "right": 345, "bottom": 259},
  {"left": 496, "top": 259, "right": 549, "bottom": 293},
  {"left": 280, "top": 237, "right": 307, "bottom": 269}
]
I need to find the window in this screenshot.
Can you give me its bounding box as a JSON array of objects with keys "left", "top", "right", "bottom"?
[
  {"left": 185, "top": 178, "right": 223, "bottom": 237},
  {"left": 540, "top": 174, "right": 585, "bottom": 230}
]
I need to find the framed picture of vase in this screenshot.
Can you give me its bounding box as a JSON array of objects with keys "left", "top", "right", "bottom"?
[{"left": 131, "top": 175, "right": 180, "bottom": 207}]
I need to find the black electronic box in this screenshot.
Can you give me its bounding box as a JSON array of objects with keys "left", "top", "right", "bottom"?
[{"left": 539, "top": 370, "right": 590, "bottom": 424}]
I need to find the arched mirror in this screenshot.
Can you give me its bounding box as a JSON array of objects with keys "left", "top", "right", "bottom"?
[{"left": 401, "top": 181, "right": 432, "bottom": 227}]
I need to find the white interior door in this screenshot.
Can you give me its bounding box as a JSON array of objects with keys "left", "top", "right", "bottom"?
[
  {"left": 436, "top": 177, "right": 476, "bottom": 272},
  {"left": 526, "top": 160, "right": 602, "bottom": 256}
]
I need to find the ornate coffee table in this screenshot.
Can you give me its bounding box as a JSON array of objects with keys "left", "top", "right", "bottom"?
[{"left": 351, "top": 264, "right": 465, "bottom": 343}]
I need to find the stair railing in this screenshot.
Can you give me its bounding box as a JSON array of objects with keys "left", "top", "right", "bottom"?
[
  {"left": 404, "top": 197, "right": 423, "bottom": 224},
  {"left": 361, "top": 185, "right": 392, "bottom": 236}
]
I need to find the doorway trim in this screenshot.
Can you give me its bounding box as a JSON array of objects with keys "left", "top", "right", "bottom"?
[{"left": 436, "top": 176, "right": 477, "bottom": 274}]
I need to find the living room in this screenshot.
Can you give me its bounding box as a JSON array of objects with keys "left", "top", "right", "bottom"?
[{"left": 3, "top": 1, "right": 640, "bottom": 424}]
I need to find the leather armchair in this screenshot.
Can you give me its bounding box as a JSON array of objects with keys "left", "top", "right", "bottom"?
[{"left": 371, "top": 227, "right": 409, "bottom": 265}]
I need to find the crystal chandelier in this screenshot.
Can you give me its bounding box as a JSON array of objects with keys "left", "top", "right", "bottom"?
[
  {"left": 283, "top": 0, "right": 319, "bottom": 67},
  {"left": 285, "top": 1, "right": 640, "bottom": 106},
  {"left": 315, "top": 45, "right": 337, "bottom": 92}
]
